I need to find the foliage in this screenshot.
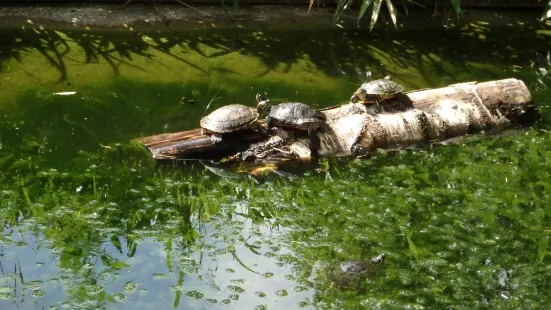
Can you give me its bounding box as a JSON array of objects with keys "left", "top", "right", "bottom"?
[
  {"left": 333, "top": 0, "right": 459, "bottom": 28},
  {"left": 542, "top": 0, "right": 551, "bottom": 21}
]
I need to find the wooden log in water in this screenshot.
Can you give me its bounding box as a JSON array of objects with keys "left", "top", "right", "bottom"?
[{"left": 134, "top": 78, "right": 538, "bottom": 164}]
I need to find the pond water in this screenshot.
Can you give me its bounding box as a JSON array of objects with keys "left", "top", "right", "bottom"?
[{"left": 1, "top": 9, "right": 551, "bottom": 310}]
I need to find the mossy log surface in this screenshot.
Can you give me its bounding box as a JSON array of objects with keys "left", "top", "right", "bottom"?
[{"left": 135, "top": 78, "right": 538, "bottom": 164}]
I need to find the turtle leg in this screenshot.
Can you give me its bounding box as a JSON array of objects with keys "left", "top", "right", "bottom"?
[
  {"left": 265, "top": 116, "right": 277, "bottom": 136},
  {"left": 375, "top": 97, "right": 386, "bottom": 114},
  {"left": 254, "top": 122, "right": 268, "bottom": 136},
  {"left": 308, "top": 126, "right": 321, "bottom": 161},
  {"left": 267, "top": 117, "right": 293, "bottom": 139},
  {"left": 266, "top": 116, "right": 275, "bottom": 130},
  {"left": 210, "top": 133, "right": 223, "bottom": 144},
  {"left": 277, "top": 128, "right": 293, "bottom": 140}
]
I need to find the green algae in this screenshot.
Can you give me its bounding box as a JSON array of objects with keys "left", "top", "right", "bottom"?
[{"left": 0, "top": 9, "right": 550, "bottom": 310}]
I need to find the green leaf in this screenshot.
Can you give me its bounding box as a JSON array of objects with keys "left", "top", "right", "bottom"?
[
  {"left": 370, "top": 0, "right": 384, "bottom": 30},
  {"left": 386, "top": 0, "right": 399, "bottom": 29},
  {"left": 358, "top": 0, "right": 374, "bottom": 26},
  {"left": 450, "top": 0, "right": 461, "bottom": 14},
  {"left": 542, "top": 1, "right": 551, "bottom": 21},
  {"left": 334, "top": 0, "right": 354, "bottom": 24},
  {"left": 538, "top": 237, "right": 548, "bottom": 261}
]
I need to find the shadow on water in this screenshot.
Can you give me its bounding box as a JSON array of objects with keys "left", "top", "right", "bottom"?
[{"left": 0, "top": 14, "right": 549, "bottom": 87}]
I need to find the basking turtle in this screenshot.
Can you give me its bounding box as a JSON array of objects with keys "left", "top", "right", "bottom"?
[
  {"left": 200, "top": 104, "right": 266, "bottom": 144},
  {"left": 256, "top": 93, "right": 326, "bottom": 155},
  {"left": 350, "top": 76, "right": 405, "bottom": 105},
  {"left": 327, "top": 253, "right": 386, "bottom": 290}
]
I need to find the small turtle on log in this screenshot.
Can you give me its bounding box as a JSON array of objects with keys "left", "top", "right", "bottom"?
[
  {"left": 327, "top": 253, "right": 386, "bottom": 290},
  {"left": 200, "top": 104, "right": 267, "bottom": 144},
  {"left": 256, "top": 93, "right": 326, "bottom": 158},
  {"left": 350, "top": 76, "right": 405, "bottom": 105}
]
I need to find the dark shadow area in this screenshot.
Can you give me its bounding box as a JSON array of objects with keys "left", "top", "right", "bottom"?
[{"left": 1, "top": 13, "right": 549, "bottom": 89}]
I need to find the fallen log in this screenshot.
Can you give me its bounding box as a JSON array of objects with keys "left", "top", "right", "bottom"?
[{"left": 134, "top": 78, "right": 538, "bottom": 169}]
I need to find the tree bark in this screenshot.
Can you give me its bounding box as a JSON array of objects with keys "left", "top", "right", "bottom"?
[{"left": 134, "top": 78, "right": 538, "bottom": 165}]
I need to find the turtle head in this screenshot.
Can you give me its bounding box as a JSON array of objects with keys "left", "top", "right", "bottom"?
[
  {"left": 350, "top": 89, "right": 367, "bottom": 103},
  {"left": 256, "top": 93, "right": 271, "bottom": 114},
  {"left": 371, "top": 253, "right": 385, "bottom": 264}
]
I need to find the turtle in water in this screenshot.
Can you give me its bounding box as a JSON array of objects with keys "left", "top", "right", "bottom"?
[
  {"left": 327, "top": 253, "right": 386, "bottom": 290},
  {"left": 255, "top": 93, "right": 326, "bottom": 157},
  {"left": 350, "top": 75, "right": 405, "bottom": 105},
  {"left": 200, "top": 104, "right": 267, "bottom": 144}
]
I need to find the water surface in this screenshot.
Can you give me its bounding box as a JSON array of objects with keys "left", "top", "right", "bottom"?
[{"left": 1, "top": 10, "right": 551, "bottom": 310}]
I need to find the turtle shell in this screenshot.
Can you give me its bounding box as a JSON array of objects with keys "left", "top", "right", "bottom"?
[
  {"left": 361, "top": 78, "right": 405, "bottom": 95},
  {"left": 268, "top": 102, "right": 325, "bottom": 125},
  {"left": 200, "top": 104, "right": 259, "bottom": 133}
]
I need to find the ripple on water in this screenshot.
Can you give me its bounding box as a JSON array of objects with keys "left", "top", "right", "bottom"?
[
  {"left": 255, "top": 291, "right": 266, "bottom": 298},
  {"left": 255, "top": 305, "right": 268, "bottom": 310},
  {"left": 262, "top": 272, "right": 274, "bottom": 278},
  {"left": 275, "top": 290, "right": 288, "bottom": 297}
]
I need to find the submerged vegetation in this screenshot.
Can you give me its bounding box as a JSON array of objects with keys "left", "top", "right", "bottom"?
[{"left": 0, "top": 7, "right": 550, "bottom": 310}]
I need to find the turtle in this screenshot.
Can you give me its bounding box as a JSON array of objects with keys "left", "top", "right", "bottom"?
[
  {"left": 340, "top": 253, "right": 386, "bottom": 274},
  {"left": 200, "top": 104, "right": 267, "bottom": 144},
  {"left": 327, "top": 253, "right": 386, "bottom": 290},
  {"left": 255, "top": 93, "right": 326, "bottom": 156},
  {"left": 350, "top": 75, "right": 405, "bottom": 105}
]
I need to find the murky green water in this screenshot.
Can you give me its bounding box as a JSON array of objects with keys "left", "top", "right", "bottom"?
[{"left": 1, "top": 10, "right": 551, "bottom": 310}]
